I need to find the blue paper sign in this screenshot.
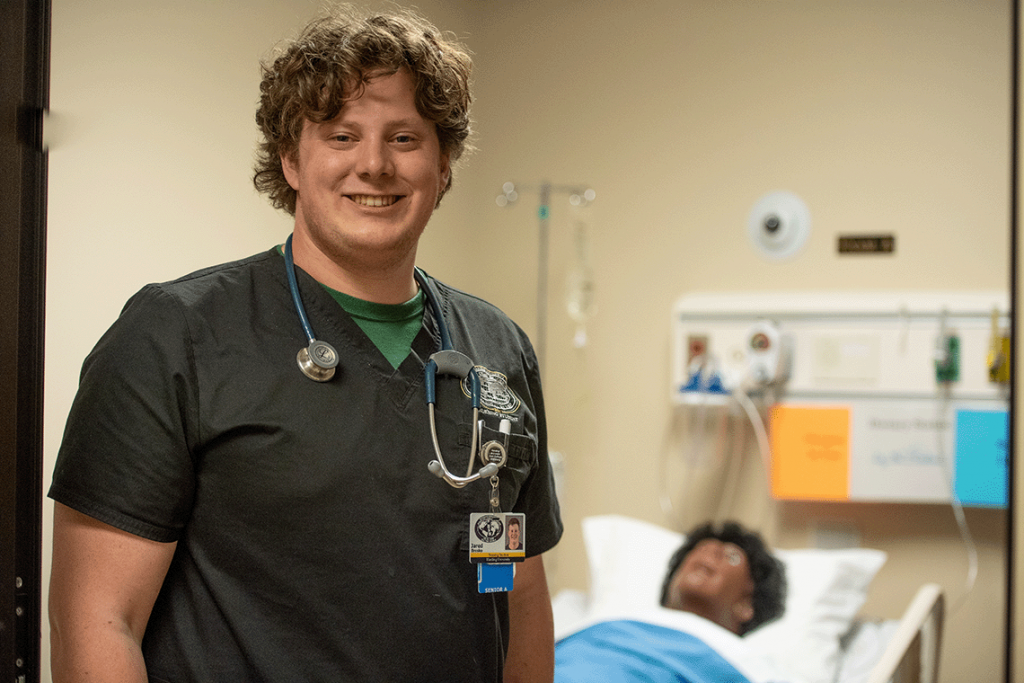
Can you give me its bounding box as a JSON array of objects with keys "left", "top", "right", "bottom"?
[{"left": 955, "top": 409, "right": 1008, "bottom": 508}]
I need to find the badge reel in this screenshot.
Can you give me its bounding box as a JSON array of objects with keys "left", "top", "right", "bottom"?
[{"left": 468, "top": 421, "right": 524, "bottom": 593}]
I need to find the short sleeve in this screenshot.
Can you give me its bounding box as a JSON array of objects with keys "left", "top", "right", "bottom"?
[
  {"left": 49, "top": 284, "right": 199, "bottom": 542},
  {"left": 511, "top": 336, "right": 564, "bottom": 557}
]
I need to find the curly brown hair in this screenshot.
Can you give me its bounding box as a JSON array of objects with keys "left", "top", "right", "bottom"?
[{"left": 253, "top": 4, "right": 473, "bottom": 215}]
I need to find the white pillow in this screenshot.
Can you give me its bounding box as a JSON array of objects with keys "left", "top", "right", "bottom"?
[
  {"left": 744, "top": 547, "right": 886, "bottom": 683},
  {"left": 582, "top": 514, "right": 683, "bottom": 612},
  {"left": 580, "top": 515, "right": 886, "bottom": 683}
]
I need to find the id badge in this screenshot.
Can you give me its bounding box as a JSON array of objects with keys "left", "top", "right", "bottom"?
[{"left": 469, "top": 513, "right": 526, "bottom": 563}]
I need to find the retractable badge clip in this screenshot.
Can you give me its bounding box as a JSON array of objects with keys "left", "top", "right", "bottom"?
[{"left": 471, "top": 420, "right": 522, "bottom": 593}]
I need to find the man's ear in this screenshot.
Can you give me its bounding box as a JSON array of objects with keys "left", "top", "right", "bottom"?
[
  {"left": 439, "top": 154, "right": 451, "bottom": 191},
  {"left": 281, "top": 149, "right": 300, "bottom": 191}
]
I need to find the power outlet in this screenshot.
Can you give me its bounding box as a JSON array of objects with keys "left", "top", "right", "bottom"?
[
  {"left": 746, "top": 321, "right": 790, "bottom": 385},
  {"left": 687, "top": 334, "right": 708, "bottom": 365}
]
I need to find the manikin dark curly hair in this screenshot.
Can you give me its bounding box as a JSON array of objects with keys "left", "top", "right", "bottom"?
[
  {"left": 253, "top": 4, "right": 473, "bottom": 215},
  {"left": 659, "top": 521, "right": 786, "bottom": 636}
]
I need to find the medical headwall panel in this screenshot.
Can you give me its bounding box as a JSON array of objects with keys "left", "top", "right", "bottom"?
[{"left": 671, "top": 292, "right": 1009, "bottom": 506}]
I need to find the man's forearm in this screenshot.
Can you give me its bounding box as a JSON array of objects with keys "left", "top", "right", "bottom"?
[
  {"left": 50, "top": 623, "right": 149, "bottom": 683},
  {"left": 49, "top": 504, "right": 174, "bottom": 683},
  {"left": 504, "top": 555, "right": 555, "bottom": 683}
]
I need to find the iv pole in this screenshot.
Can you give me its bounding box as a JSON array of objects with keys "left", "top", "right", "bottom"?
[{"left": 497, "top": 181, "right": 595, "bottom": 374}]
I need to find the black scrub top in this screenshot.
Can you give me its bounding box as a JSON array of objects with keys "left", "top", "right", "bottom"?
[{"left": 50, "top": 248, "right": 563, "bottom": 682}]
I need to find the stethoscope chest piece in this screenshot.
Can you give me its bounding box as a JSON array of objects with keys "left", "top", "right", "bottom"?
[
  {"left": 284, "top": 234, "right": 340, "bottom": 383},
  {"left": 297, "top": 339, "right": 339, "bottom": 382}
]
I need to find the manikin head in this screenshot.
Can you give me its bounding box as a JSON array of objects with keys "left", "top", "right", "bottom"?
[{"left": 659, "top": 521, "right": 786, "bottom": 636}]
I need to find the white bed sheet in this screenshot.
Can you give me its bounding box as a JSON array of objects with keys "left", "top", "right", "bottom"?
[
  {"left": 564, "top": 515, "right": 892, "bottom": 683},
  {"left": 553, "top": 592, "right": 793, "bottom": 683},
  {"left": 835, "top": 619, "right": 901, "bottom": 683},
  {"left": 554, "top": 589, "right": 898, "bottom": 683}
]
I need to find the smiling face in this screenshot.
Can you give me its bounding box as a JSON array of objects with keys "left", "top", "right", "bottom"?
[
  {"left": 281, "top": 68, "right": 450, "bottom": 295},
  {"left": 507, "top": 520, "right": 521, "bottom": 549},
  {"left": 663, "top": 538, "right": 755, "bottom": 634}
]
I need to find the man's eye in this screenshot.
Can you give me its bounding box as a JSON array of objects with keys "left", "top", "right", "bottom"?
[{"left": 394, "top": 134, "right": 414, "bottom": 143}]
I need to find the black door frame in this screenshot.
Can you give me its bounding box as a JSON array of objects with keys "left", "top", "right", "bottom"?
[
  {"left": 0, "top": 0, "right": 50, "bottom": 680},
  {"left": 1011, "top": 0, "right": 1020, "bottom": 680}
]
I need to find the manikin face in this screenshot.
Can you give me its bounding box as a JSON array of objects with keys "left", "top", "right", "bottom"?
[
  {"left": 664, "top": 539, "right": 755, "bottom": 634},
  {"left": 281, "top": 68, "right": 450, "bottom": 276}
]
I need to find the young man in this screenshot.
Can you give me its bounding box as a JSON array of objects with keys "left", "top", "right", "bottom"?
[
  {"left": 507, "top": 516, "right": 523, "bottom": 550},
  {"left": 48, "top": 7, "right": 562, "bottom": 682},
  {"left": 659, "top": 521, "right": 786, "bottom": 636}
]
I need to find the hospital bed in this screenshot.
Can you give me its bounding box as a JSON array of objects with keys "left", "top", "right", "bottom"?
[{"left": 552, "top": 515, "right": 944, "bottom": 683}]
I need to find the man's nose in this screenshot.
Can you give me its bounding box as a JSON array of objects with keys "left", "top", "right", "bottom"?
[{"left": 356, "top": 139, "right": 394, "bottom": 178}]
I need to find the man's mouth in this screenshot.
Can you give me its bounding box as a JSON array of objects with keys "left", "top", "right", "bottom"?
[{"left": 348, "top": 194, "right": 400, "bottom": 207}]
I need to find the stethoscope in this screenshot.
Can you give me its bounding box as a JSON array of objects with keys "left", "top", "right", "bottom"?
[{"left": 284, "top": 235, "right": 501, "bottom": 488}]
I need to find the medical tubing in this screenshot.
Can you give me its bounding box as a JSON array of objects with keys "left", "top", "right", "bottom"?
[
  {"left": 424, "top": 359, "right": 438, "bottom": 404},
  {"left": 935, "top": 384, "right": 978, "bottom": 614},
  {"left": 414, "top": 267, "right": 453, "bottom": 351},
  {"left": 947, "top": 489, "right": 979, "bottom": 615},
  {"left": 427, "top": 403, "right": 461, "bottom": 486},
  {"left": 732, "top": 383, "right": 772, "bottom": 488},
  {"left": 659, "top": 382, "right": 702, "bottom": 524},
  {"left": 659, "top": 356, "right": 721, "bottom": 526},
  {"left": 657, "top": 410, "right": 680, "bottom": 522},
  {"left": 469, "top": 368, "right": 481, "bottom": 409},
  {"left": 467, "top": 404, "right": 480, "bottom": 477},
  {"left": 418, "top": 270, "right": 488, "bottom": 488},
  {"left": 284, "top": 235, "right": 316, "bottom": 345},
  {"left": 427, "top": 403, "right": 484, "bottom": 487},
  {"left": 715, "top": 411, "right": 747, "bottom": 524}
]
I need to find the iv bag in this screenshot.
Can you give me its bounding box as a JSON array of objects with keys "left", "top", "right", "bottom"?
[{"left": 565, "top": 217, "right": 596, "bottom": 347}]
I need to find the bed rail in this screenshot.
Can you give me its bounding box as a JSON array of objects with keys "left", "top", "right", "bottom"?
[{"left": 865, "top": 583, "right": 944, "bottom": 683}]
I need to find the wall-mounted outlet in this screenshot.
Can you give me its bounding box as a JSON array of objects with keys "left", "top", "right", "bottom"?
[
  {"left": 747, "top": 320, "right": 791, "bottom": 386},
  {"left": 687, "top": 334, "right": 708, "bottom": 365}
]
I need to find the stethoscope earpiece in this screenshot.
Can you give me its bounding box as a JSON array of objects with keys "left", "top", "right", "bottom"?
[{"left": 427, "top": 458, "right": 500, "bottom": 488}]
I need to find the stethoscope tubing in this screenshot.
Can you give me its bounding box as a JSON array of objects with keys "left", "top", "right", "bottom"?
[
  {"left": 285, "top": 235, "right": 317, "bottom": 345},
  {"left": 284, "top": 233, "right": 493, "bottom": 487}
]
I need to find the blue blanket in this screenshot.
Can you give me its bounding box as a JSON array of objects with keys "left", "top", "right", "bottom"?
[{"left": 555, "top": 620, "right": 752, "bottom": 683}]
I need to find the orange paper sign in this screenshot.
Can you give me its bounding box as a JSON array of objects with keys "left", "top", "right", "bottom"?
[{"left": 769, "top": 405, "right": 850, "bottom": 500}]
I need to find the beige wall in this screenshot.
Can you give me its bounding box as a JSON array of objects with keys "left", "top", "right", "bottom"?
[
  {"left": 46, "top": 1, "right": 1011, "bottom": 682},
  {"left": 457, "top": 2, "right": 1011, "bottom": 682}
]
